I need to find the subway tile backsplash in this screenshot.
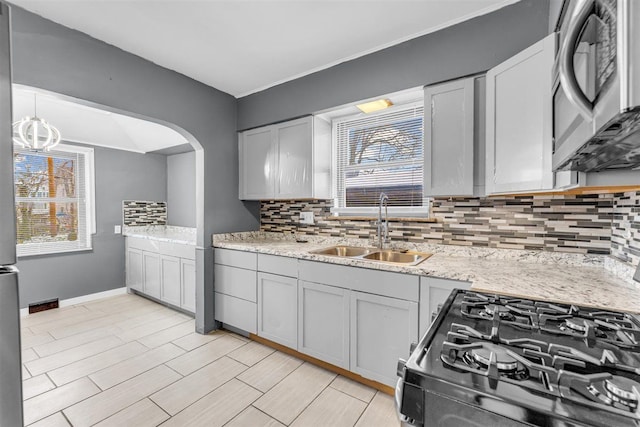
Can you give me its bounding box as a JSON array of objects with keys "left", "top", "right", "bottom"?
[
  {"left": 122, "top": 200, "right": 167, "bottom": 226},
  {"left": 260, "top": 193, "right": 640, "bottom": 262}
]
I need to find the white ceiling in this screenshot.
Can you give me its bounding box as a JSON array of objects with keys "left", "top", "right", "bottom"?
[
  {"left": 13, "top": 86, "right": 190, "bottom": 153},
  {"left": 9, "top": 0, "right": 519, "bottom": 97}
]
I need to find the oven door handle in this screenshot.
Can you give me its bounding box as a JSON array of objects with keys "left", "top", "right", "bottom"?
[{"left": 558, "top": 0, "right": 595, "bottom": 121}]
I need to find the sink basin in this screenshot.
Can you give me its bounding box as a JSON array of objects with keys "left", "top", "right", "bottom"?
[
  {"left": 310, "top": 246, "right": 374, "bottom": 257},
  {"left": 309, "top": 246, "right": 431, "bottom": 266},
  {"left": 362, "top": 250, "right": 432, "bottom": 266}
]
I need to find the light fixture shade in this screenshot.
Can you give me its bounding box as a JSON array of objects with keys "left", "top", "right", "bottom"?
[
  {"left": 356, "top": 99, "right": 394, "bottom": 114},
  {"left": 13, "top": 116, "right": 61, "bottom": 152}
]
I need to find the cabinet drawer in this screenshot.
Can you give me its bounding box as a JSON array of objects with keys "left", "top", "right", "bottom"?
[
  {"left": 126, "top": 237, "right": 195, "bottom": 260},
  {"left": 298, "top": 260, "right": 419, "bottom": 302},
  {"left": 258, "top": 254, "right": 298, "bottom": 277},
  {"left": 215, "top": 248, "right": 257, "bottom": 270},
  {"left": 214, "top": 293, "right": 257, "bottom": 334},
  {"left": 214, "top": 264, "right": 257, "bottom": 302}
]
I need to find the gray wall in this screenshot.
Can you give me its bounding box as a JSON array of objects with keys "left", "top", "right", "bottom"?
[
  {"left": 11, "top": 7, "right": 260, "bottom": 331},
  {"left": 167, "top": 151, "right": 196, "bottom": 228},
  {"left": 17, "top": 145, "right": 167, "bottom": 308},
  {"left": 237, "top": 0, "right": 550, "bottom": 130}
]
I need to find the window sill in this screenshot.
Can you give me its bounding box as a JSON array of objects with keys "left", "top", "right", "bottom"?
[{"left": 17, "top": 246, "right": 93, "bottom": 258}]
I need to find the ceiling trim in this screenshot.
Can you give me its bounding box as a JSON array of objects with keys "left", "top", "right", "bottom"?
[{"left": 236, "top": 0, "right": 520, "bottom": 98}]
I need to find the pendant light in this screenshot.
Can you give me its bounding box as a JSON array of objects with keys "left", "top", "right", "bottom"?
[{"left": 13, "top": 93, "right": 61, "bottom": 152}]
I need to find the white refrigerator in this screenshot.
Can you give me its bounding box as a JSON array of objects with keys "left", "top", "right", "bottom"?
[{"left": 0, "top": 2, "right": 24, "bottom": 426}]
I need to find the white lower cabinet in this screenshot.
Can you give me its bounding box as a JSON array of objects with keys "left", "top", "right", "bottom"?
[
  {"left": 350, "top": 291, "right": 418, "bottom": 386},
  {"left": 126, "top": 248, "right": 143, "bottom": 292},
  {"left": 160, "top": 255, "right": 181, "bottom": 307},
  {"left": 298, "top": 281, "right": 350, "bottom": 369},
  {"left": 214, "top": 250, "right": 258, "bottom": 333},
  {"left": 419, "top": 277, "right": 471, "bottom": 337},
  {"left": 125, "top": 237, "right": 196, "bottom": 314},
  {"left": 142, "top": 252, "right": 161, "bottom": 299},
  {"left": 257, "top": 272, "right": 297, "bottom": 349}
]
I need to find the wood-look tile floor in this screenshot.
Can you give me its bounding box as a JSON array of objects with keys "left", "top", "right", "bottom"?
[{"left": 20, "top": 294, "right": 401, "bottom": 427}]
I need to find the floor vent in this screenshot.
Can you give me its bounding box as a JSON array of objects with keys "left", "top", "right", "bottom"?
[{"left": 28, "top": 298, "right": 59, "bottom": 314}]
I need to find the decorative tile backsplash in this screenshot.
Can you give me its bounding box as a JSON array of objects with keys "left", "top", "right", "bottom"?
[
  {"left": 261, "top": 194, "right": 617, "bottom": 256},
  {"left": 611, "top": 191, "right": 640, "bottom": 266},
  {"left": 122, "top": 200, "right": 167, "bottom": 226}
]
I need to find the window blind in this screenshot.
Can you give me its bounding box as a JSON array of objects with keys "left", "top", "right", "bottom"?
[
  {"left": 14, "top": 145, "right": 93, "bottom": 256},
  {"left": 335, "top": 103, "right": 425, "bottom": 208}
]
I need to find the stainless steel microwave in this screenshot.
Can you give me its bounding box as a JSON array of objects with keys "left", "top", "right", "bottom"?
[{"left": 552, "top": 0, "right": 640, "bottom": 172}]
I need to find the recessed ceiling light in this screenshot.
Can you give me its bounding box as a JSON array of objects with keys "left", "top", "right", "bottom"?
[{"left": 356, "top": 99, "right": 393, "bottom": 114}]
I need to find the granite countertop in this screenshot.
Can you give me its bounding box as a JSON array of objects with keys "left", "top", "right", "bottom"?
[
  {"left": 124, "top": 225, "right": 196, "bottom": 245},
  {"left": 212, "top": 232, "right": 640, "bottom": 313}
]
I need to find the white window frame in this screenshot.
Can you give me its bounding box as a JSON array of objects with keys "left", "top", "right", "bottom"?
[
  {"left": 330, "top": 101, "right": 429, "bottom": 217},
  {"left": 15, "top": 143, "right": 96, "bottom": 257}
]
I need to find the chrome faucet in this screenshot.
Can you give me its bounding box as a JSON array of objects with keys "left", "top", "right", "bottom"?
[{"left": 377, "top": 192, "right": 389, "bottom": 249}]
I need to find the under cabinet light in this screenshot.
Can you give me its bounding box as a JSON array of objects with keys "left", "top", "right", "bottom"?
[{"left": 356, "top": 99, "right": 393, "bottom": 114}]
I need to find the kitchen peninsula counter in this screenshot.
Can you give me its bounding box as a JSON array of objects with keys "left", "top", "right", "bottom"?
[{"left": 213, "top": 232, "right": 640, "bottom": 313}]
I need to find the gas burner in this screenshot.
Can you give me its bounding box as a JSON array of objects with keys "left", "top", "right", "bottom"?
[
  {"left": 468, "top": 343, "right": 518, "bottom": 372},
  {"left": 483, "top": 304, "right": 512, "bottom": 319},
  {"left": 586, "top": 376, "right": 640, "bottom": 411},
  {"left": 563, "top": 318, "right": 599, "bottom": 333}
]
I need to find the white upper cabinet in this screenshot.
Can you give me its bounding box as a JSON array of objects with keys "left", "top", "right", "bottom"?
[
  {"left": 486, "top": 34, "right": 556, "bottom": 194},
  {"left": 424, "top": 76, "right": 485, "bottom": 197},
  {"left": 238, "top": 116, "right": 331, "bottom": 200}
]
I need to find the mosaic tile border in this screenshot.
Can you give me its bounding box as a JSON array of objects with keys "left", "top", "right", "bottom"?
[
  {"left": 122, "top": 200, "right": 167, "bottom": 226},
  {"left": 260, "top": 194, "right": 615, "bottom": 256}
]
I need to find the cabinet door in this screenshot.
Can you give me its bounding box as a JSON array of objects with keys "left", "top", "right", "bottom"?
[
  {"left": 257, "top": 272, "right": 297, "bottom": 349},
  {"left": 142, "top": 251, "right": 161, "bottom": 299},
  {"left": 486, "top": 34, "right": 555, "bottom": 194},
  {"left": 350, "top": 291, "right": 418, "bottom": 387},
  {"left": 275, "top": 117, "right": 312, "bottom": 198},
  {"left": 160, "top": 255, "right": 181, "bottom": 307},
  {"left": 298, "top": 281, "right": 349, "bottom": 369},
  {"left": 419, "top": 277, "right": 471, "bottom": 337},
  {"left": 180, "top": 259, "right": 196, "bottom": 313},
  {"left": 239, "top": 127, "right": 274, "bottom": 199},
  {"left": 126, "top": 248, "right": 143, "bottom": 292},
  {"left": 424, "top": 78, "right": 475, "bottom": 196}
]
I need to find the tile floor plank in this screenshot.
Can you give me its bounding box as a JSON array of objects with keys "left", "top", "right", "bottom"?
[
  {"left": 171, "top": 330, "right": 220, "bottom": 351},
  {"left": 27, "top": 412, "right": 71, "bottom": 427},
  {"left": 93, "top": 398, "right": 169, "bottom": 427},
  {"left": 48, "top": 341, "right": 149, "bottom": 386},
  {"left": 137, "top": 319, "right": 195, "bottom": 349},
  {"left": 253, "top": 362, "right": 337, "bottom": 425},
  {"left": 354, "top": 391, "right": 400, "bottom": 427},
  {"left": 23, "top": 377, "right": 100, "bottom": 425},
  {"left": 166, "top": 334, "right": 246, "bottom": 376},
  {"left": 330, "top": 376, "right": 376, "bottom": 403},
  {"left": 25, "top": 335, "right": 125, "bottom": 376},
  {"left": 160, "top": 379, "right": 262, "bottom": 427},
  {"left": 236, "top": 351, "right": 303, "bottom": 393},
  {"left": 22, "top": 332, "right": 55, "bottom": 350},
  {"left": 115, "top": 314, "right": 190, "bottom": 343},
  {"left": 228, "top": 341, "right": 275, "bottom": 366},
  {"left": 291, "top": 387, "right": 367, "bottom": 427},
  {"left": 150, "top": 356, "right": 247, "bottom": 416},
  {"left": 89, "top": 342, "right": 185, "bottom": 390},
  {"left": 32, "top": 326, "right": 118, "bottom": 358},
  {"left": 226, "top": 406, "right": 285, "bottom": 427},
  {"left": 22, "top": 348, "right": 39, "bottom": 363},
  {"left": 63, "top": 365, "right": 181, "bottom": 427},
  {"left": 23, "top": 374, "right": 56, "bottom": 400}
]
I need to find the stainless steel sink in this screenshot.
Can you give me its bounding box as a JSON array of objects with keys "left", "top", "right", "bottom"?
[
  {"left": 362, "top": 250, "right": 429, "bottom": 265},
  {"left": 309, "top": 246, "right": 432, "bottom": 266},
  {"left": 310, "top": 246, "right": 375, "bottom": 257}
]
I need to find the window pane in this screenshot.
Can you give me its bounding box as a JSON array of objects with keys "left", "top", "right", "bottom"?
[
  {"left": 16, "top": 201, "right": 79, "bottom": 244},
  {"left": 345, "top": 164, "right": 423, "bottom": 207},
  {"left": 348, "top": 117, "right": 422, "bottom": 166},
  {"left": 14, "top": 152, "right": 78, "bottom": 198}
]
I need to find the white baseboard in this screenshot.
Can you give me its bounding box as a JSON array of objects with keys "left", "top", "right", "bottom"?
[{"left": 21, "top": 287, "right": 128, "bottom": 317}]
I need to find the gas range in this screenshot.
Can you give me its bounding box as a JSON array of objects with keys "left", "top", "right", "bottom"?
[{"left": 396, "top": 289, "right": 640, "bottom": 427}]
